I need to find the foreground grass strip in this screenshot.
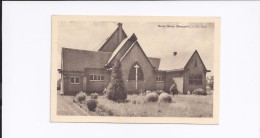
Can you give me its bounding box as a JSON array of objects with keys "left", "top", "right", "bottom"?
[{"left": 93, "top": 95, "right": 213, "bottom": 117}]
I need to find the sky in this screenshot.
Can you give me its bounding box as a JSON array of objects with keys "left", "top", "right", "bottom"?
[{"left": 57, "top": 21, "right": 214, "bottom": 76}]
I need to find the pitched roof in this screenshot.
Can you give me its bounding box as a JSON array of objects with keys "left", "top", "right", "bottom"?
[
  {"left": 158, "top": 50, "right": 208, "bottom": 71},
  {"left": 106, "top": 37, "right": 128, "bottom": 64},
  {"left": 62, "top": 48, "right": 112, "bottom": 71},
  {"left": 119, "top": 41, "right": 156, "bottom": 69},
  {"left": 148, "top": 57, "right": 161, "bottom": 70},
  {"left": 98, "top": 23, "right": 127, "bottom": 53},
  {"left": 158, "top": 51, "right": 194, "bottom": 71},
  {"left": 62, "top": 24, "right": 209, "bottom": 73},
  {"left": 106, "top": 33, "right": 138, "bottom": 65}
]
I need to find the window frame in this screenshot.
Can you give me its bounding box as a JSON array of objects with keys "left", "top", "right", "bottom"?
[
  {"left": 70, "top": 76, "right": 80, "bottom": 84},
  {"left": 128, "top": 63, "right": 144, "bottom": 81},
  {"left": 89, "top": 74, "right": 105, "bottom": 81},
  {"left": 189, "top": 74, "right": 202, "bottom": 85},
  {"left": 156, "top": 76, "right": 164, "bottom": 82}
]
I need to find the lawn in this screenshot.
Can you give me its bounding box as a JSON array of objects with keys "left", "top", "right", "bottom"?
[
  {"left": 58, "top": 94, "right": 213, "bottom": 117},
  {"left": 57, "top": 94, "right": 88, "bottom": 116}
]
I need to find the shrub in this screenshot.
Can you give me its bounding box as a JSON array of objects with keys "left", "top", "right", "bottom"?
[
  {"left": 144, "top": 92, "right": 159, "bottom": 102},
  {"left": 169, "top": 84, "right": 178, "bottom": 95},
  {"left": 86, "top": 99, "right": 98, "bottom": 111},
  {"left": 97, "top": 104, "right": 114, "bottom": 116},
  {"left": 208, "top": 90, "right": 213, "bottom": 95},
  {"left": 107, "top": 59, "right": 127, "bottom": 101},
  {"left": 74, "top": 91, "right": 87, "bottom": 103},
  {"left": 192, "top": 88, "right": 207, "bottom": 96},
  {"left": 155, "top": 90, "right": 165, "bottom": 95},
  {"left": 145, "top": 90, "right": 152, "bottom": 95},
  {"left": 206, "top": 86, "right": 211, "bottom": 91},
  {"left": 139, "top": 89, "right": 145, "bottom": 95},
  {"left": 158, "top": 93, "right": 173, "bottom": 103},
  {"left": 91, "top": 93, "right": 99, "bottom": 99}
]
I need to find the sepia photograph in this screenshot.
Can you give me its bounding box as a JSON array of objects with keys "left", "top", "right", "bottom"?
[
  {"left": 51, "top": 16, "right": 220, "bottom": 123},
  {"left": 3, "top": 1, "right": 260, "bottom": 138}
]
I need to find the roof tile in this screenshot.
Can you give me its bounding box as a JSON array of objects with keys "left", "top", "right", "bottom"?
[{"left": 62, "top": 48, "right": 112, "bottom": 71}]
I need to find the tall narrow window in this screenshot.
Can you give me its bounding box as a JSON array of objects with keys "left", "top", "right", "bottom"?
[
  {"left": 71, "top": 77, "right": 74, "bottom": 83},
  {"left": 128, "top": 63, "right": 144, "bottom": 81},
  {"left": 75, "top": 77, "right": 79, "bottom": 83},
  {"left": 156, "top": 76, "right": 164, "bottom": 82},
  {"left": 189, "top": 74, "right": 193, "bottom": 84},
  {"left": 101, "top": 75, "right": 105, "bottom": 81},
  {"left": 90, "top": 75, "right": 94, "bottom": 80},
  {"left": 195, "top": 61, "right": 197, "bottom": 67}
]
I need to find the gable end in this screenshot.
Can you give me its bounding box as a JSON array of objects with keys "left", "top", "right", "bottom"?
[
  {"left": 98, "top": 23, "right": 127, "bottom": 52},
  {"left": 184, "top": 50, "right": 208, "bottom": 71}
]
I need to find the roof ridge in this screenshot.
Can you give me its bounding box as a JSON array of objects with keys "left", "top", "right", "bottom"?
[
  {"left": 106, "top": 33, "right": 137, "bottom": 65},
  {"left": 148, "top": 57, "right": 161, "bottom": 59},
  {"left": 62, "top": 47, "right": 113, "bottom": 70},
  {"left": 118, "top": 41, "right": 155, "bottom": 70},
  {"left": 98, "top": 23, "right": 127, "bottom": 52},
  {"left": 97, "top": 26, "right": 118, "bottom": 51},
  {"left": 62, "top": 47, "right": 112, "bottom": 54},
  {"left": 119, "top": 41, "right": 137, "bottom": 61},
  {"left": 105, "top": 37, "right": 129, "bottom": 64}
]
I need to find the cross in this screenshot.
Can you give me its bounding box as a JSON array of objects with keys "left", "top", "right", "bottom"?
[{"left": 134, "top": 64, "right": 140, "bottom": 89}]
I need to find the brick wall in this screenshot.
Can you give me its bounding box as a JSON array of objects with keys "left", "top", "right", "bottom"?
[
  {"left": 120, "top": 42, "right": 156, "bottom": 92},
  {"left": 183, "top": 52, "right": 207, "bottom": 94}
]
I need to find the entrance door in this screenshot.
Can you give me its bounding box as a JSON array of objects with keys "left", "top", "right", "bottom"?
[{"left": 83, "top": 77, "right": 87, "bottom": 92}]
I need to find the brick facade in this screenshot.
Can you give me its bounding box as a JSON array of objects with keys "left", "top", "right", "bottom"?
[{"left": 59, "top": 23, "right": 210, "bottom": 95}]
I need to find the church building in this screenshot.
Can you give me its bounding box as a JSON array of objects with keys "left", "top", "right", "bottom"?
[{"left": 58, "top": 23, "right": 211, "bottom": 95}]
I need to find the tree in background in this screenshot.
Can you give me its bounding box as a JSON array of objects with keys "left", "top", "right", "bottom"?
[
  {"left": 107, "top": 59, "right": 127, "bottom": 102},
  {"left": 207, "top": 75, "right": 214, "bottom": 90},
  {"left": 169, "top": 83, "right": 178, "bottom": 96}
]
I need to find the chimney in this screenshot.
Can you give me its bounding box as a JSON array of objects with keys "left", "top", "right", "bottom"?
[
  {"left": 173, "top": 51, "right": 177, "bottom": 56},
  {"left": 118, "top": 23, "right": 123, "bottom": 43},
  {"left": 118, "top": 23, "right": 122, "bottom": 28}
]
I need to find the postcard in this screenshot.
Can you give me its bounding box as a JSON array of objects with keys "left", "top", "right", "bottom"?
[{"left": 51, "top": 16, "right": 220, "bottom": 124}]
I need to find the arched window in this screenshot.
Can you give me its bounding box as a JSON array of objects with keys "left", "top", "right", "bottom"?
[{"left": 128, "top": 63, "right": 144, "bottom": 81}]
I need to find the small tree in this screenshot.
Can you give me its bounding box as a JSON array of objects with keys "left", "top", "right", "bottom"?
[
  {"left": 107, "top": 59, "right": 127, "bottom": 102},
  {"left": 207, "top": 75, "right": 214, "bottom": 90},
  {"left": 169, "top": 83, "right": 178, "bottom": 96}
]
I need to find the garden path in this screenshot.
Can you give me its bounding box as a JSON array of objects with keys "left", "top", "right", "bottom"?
[{"left": 57, "top": 94, "right": 89, "bottom": 116}]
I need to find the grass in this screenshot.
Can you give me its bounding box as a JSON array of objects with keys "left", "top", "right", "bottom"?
[
  {"left": 71, "top": 94, "right": 213, "bottom": 117},
  {"left": 57, "top": 94, "right": 88, "bottom": 116}
]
